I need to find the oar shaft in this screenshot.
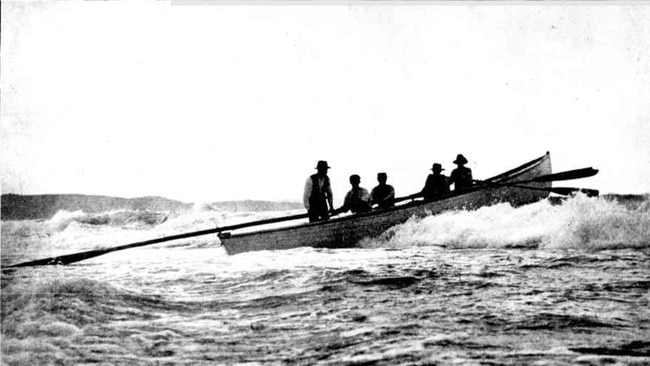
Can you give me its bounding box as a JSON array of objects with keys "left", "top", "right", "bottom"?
[{"left": 501, "top": 184, "right": 598, "bottom": 197}]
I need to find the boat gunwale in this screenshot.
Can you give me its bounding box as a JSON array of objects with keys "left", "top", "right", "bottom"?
[{"left": 220, "top": 153, "right": 551, "bottom": 240}]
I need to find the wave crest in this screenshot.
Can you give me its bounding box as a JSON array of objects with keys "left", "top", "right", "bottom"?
[
  {"left": 363, "top": 194, "right": 650, "bottom": 251},
  {"left": 48, "top": 209, "right": 168, "bottom": 231}
]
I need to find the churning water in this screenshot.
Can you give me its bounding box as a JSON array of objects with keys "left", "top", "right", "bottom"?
[{"left": 2, "top": 194, "right": 649, "bottom": 365}]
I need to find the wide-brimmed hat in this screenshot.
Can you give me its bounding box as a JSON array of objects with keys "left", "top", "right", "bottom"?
[
  {"left": 315, "top": 160, "right": 331, "bottom": 170},
  {"left": 453, "top": 154, "right": 468, "bottom": 165},
  {"left": 431, "top": 163, "right": 444, "bottom": 172}
]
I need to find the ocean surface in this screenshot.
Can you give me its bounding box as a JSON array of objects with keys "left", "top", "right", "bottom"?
[{"left": 1, "top": 194, "right": 649, "bottom": 365}]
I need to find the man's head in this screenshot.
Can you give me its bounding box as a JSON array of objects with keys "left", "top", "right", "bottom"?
[
  {"left": 377, "top": 172, "right": 387, "bottom": 184},
  {"left": 431, "top": 163, "right": 444, "bottom": 174},
  {"left": 349, "top": 174, "right": 361, "bottom": 188},
  {"left": 453, "top": 154, "right": 468, "bottom": 166},
  {"left": 315, "top": 160, "right": 330, "bottom": 175}
]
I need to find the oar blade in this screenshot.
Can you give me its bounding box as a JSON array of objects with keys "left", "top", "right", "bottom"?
[
  {"left": 530, "top": 167, "right": 598, "bottom": 183},
  {"left": 7, "top": 249, "right": 111, "bottom": 268}
]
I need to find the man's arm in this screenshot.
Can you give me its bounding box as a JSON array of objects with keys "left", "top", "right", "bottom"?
[
  {"left": 361, "top": 189, "right": 372, "bottom": 210},
  {"left": 326, "top": 183, "right": 334, "bottom": 211},
  {"left": 421, "top": 175, "right": 432, "bottom": 194},
  {"left": 360, "top": 188, "right": 371, "bottom": 203},
  {"left": 303, "top": 178, "right": 312, "bottom": 210},
  {"left": 387, "top": 186, "right": 395, "bottom": 200},
  {"left": 338, "top": 191, "right": 351, "bottom": 213}
]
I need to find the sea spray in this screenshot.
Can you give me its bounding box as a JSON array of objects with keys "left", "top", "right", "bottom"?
[
  {"left": 546, "top": 194, "right": 650, "bottom": 250},
  {"left": 363, "top": 194, "right": 650, "bottom": 250},
  {"left": 47, "top": 209, "right": 169, "bottom": 231}
]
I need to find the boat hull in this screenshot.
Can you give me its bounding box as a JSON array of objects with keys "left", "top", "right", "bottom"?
[{"left": 220, "top": 153, "right": 552, "bottom": 255}]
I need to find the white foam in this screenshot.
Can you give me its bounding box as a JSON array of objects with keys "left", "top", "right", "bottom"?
[{"left": 365, "top": 194, "right": 650, "bottom": 250}]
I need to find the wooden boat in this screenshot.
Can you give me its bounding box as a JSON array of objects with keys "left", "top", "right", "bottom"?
[{"left": 218, "top": 152, "right": 553, "bottom": 255}]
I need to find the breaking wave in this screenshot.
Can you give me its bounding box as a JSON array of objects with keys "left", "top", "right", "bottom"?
[
  {"left": 48, "top": 209, "right": 169, "bottom": 231},
  {"left": 363, "top": 194, "right": 650, "bottom": 251}
]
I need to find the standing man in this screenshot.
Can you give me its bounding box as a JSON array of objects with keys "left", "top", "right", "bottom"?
[
  {"left": 370, "top": 172, "right": 395, "bottom": 209},
  {"left": 304, "top": 160, "right": 334, "bottom": 222},
  {"left": 341, "top": 174, "right": 371, "bottom": 214},
  {"left": 450, "top": 154, "right": 473, "bottom": 191},
  {"left": 421, "top": 163, "right": 450, "bottom": 200}
]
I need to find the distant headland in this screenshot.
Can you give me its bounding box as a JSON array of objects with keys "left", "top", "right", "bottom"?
[{"left": 0, "top": 194, "right": 303, "bottom": 221}]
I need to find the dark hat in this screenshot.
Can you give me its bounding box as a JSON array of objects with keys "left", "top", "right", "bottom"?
[
  {"left": 453, "top": 154, "right": 468, "bottom": 165},
  {"left": 315, "top": 160, "right": 330, "bottom": 170},
  {"left": 377, "top": 172, "right": 387, "bottom": 179},
  {"left": 431, "top": 163, "right": 444, "bottom": 172}
]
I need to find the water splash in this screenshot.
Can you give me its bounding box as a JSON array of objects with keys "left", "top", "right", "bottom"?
[
  {"left": 47, "top": 209, "right": 168, "bottom": 231},
  {"left": 363, "top": 195, "right": 650, "bottom": 250}
]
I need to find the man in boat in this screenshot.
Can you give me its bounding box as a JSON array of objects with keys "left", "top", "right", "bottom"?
[
  {"left": 340, "top": 174, "right": 372, "bottom": 214},
  {"left": 421, "top": 163, "right": 450, "bottom": 200},
  {"left": 303, "top": 160, "right": 335, "bottom": 222},
  {"left": 370, "top": 172, "right": 395, "bottom": 209},
  {"left": 450, "top": 154, "right": 473, "bottom": 191}
]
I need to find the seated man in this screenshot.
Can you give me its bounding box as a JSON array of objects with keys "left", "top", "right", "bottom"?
[
  {"left": 370, "top": 172, "right": 395, "bottom": 209},
  {"left": 450, "top": 154, "right": 473, "bottom": 191},
  {"left": 421, "top": 163, "right": 450, "bottom": 201},
  {"left": 340, "top": 174, "right": 371, "bottom": 214}
]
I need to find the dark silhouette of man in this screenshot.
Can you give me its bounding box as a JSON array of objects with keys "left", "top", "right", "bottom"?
[
  {"left": 303, "top": 160, "right": 334, "bottom": 222},
  {"left": 370, "top": 172, "right": 395, "bottom": 209},
  {"left": 341, "top": 174, "right": 371, "bottom": 214},
  {"left": 450, "top": 154, "right": 473, "bottom": 191},
  {"left": 421, "top": 163, "right": 450, "bottom": 200}
]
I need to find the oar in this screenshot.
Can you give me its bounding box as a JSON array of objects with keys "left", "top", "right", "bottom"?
[
  {"left": 5, "top": 211, "right": 316, "bottom": 268},
  {"left": 506, "top": 167, "right": 598, "bottom": 184},
  {"left": 477, "top": 182, "right": 600, "bottom": 197},
  {"left": 393, "top": 193, "right": 422, "bottom": 205}
]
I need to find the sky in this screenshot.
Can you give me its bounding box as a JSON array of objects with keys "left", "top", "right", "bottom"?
[{"left": 2, "top": 1, "right": 649, "bottom": 204}]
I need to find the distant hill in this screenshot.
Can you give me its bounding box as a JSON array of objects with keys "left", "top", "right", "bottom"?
[
  {"left": 0, "top": 194, "right": 304, "bottom": 221},
  {"left": 0, "top": 194, "right": 192, "bottom": 221}
]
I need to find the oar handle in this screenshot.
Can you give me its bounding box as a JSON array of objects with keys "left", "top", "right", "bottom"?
[{"left": 393, "top": 193, "right": 422, "bottom": 205}]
